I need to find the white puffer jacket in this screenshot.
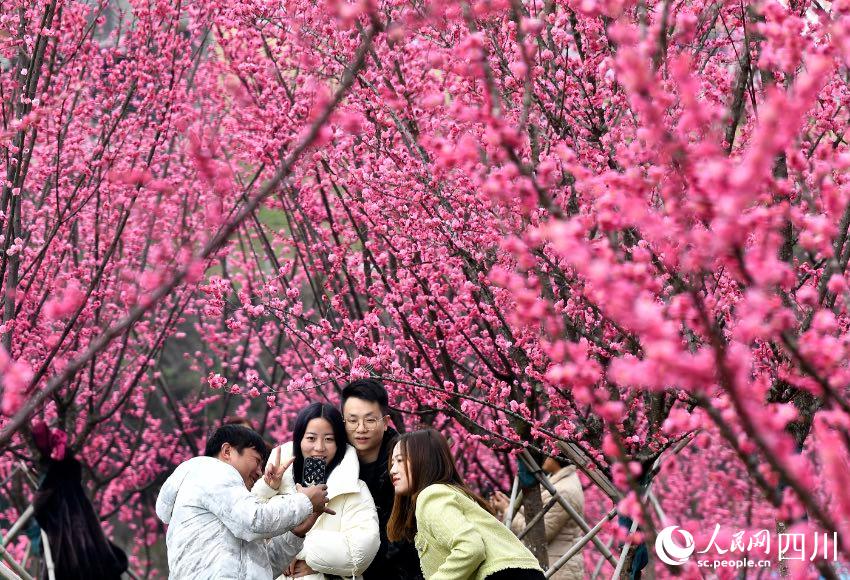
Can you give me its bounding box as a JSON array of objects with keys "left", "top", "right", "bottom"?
[
  {"left": 156, "top": 456, "right": 313, "bottom": 580},
  {"left": 252, "top": 442, "right": 380, "bottom": 580}
]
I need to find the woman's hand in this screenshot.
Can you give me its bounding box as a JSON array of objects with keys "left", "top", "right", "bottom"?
[
  {"left": 285, "top": 559, "right": 315, "bottom": 578},
  {"left": 489, "top": 490, "right": 510, "bottom": 517},
  {"left": 264, "top": 447, "right": 292, "bottom": 490}
]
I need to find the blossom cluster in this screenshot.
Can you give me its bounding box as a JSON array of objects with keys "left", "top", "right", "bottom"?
[{"left": 2, "top": 0, "right": 850, "bottom": 575}]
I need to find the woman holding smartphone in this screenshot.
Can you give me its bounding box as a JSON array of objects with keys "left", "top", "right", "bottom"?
[
  {"left": 388, "top": 429, "right": 544, "bottom": 580},
  {"left": 253, "top": 402, "right": 380, "bottom": 579}
]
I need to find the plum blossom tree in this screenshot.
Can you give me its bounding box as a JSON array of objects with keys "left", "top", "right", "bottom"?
[
  {"left": 0, "top": 0, "right": 376, "bottom": 573},
  {"left": 2, "top": 0, "right": 850, "bottom": 576}
]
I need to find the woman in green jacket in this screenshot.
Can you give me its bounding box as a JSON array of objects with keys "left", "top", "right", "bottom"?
[{"left": 387, "top": 429, "right": 544, "bottom": 580}]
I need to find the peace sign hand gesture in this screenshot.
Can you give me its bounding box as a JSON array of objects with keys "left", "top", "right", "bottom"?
[{"left": 263, "top": 447, "right": 291, "bottom": 491}]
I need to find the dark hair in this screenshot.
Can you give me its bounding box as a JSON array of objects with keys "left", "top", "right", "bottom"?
[
  {"left": 292, "top": 403, "right": 348, "bottom": 484},
  {"left": 204, "top": 425, "right": 270, "bottom": 465},
  {"left": 341, "top": 378, "right": 389, "bottom": 415},
  {"left": 387, "top": 429, "right": 492, "bottom": 542},
  {"left": 224, "top": 415, "right": 256, "bottom": 430}
]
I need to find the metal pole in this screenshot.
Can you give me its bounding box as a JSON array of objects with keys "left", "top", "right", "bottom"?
[
  {"left": 0, "top": 544, "right": 33, "bottom": 580},
  {"left": 0, "top": 467, "right": 20, "bottom": 489},
  {"left": 0, "top": 565, "right": 22, "bottom": 580},
  {"left": 647, "top": 491, "right": 667, "bottom": 524},
  {"left": 517, "top": 494, "right": 560, "bottom": 540},
  {"left": 1, "top": 506, "right": 34, "bottom": 547},
  {"left": 16, "top": 463, "right": 36, "bottom": 488},
  {"left": 504, "top": 475, "right": 520, "bottom": 526},
  {"left": 555, "top": 441, "right": 621, "bottom": 502},
  {"left": 611, "top": 516, "right": 640, "bottom": 579},
  {"left": 520, "top": 450, "right": 619, "bottom": 567},
  {"left": 546, "top": 507, "right": 618, "bottom": 578},
  {"left": 40, "top": 531, "right": 54, "bottom": 580},
  {"left": 607, "top": 437, "right": 696, "bottom": 579}
]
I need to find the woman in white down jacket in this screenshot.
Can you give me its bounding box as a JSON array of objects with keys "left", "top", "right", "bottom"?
[{"left": 253, "top": 402, "right": 380, "bottom": 580}]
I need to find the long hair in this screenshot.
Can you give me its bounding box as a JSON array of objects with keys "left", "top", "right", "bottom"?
[
  {"left": 291, "top": 402, "right": 348, "bottom": 484},
  {"left": 386, "top": 429, "right": 492, "bottom": 542}
]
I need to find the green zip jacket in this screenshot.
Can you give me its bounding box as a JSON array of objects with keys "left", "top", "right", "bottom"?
[{"left": 414, "top": 484, "right": 542, "bottom": 580}]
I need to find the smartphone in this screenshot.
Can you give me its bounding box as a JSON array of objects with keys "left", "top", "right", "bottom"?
[{"left": 302, "top": 457, "right": 327, "bottom": 486}]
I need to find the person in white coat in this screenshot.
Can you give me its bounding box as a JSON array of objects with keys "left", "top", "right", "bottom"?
[
  {"left": 253, "top": 402, "right": 380, "bottom": 580},
  {"left": 156, "top": 425, "right": 331, "bottom": 580}
]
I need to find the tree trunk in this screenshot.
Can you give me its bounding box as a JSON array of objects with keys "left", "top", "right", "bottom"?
[
  {"left": 520, "top": 482, "right": 549, "bottom": 569},
  {"left": 619, "top": 546, "right": 636, "bottom": 580},
  {"left": 776, "top": 520, "right": 789, "bottom": 577}
]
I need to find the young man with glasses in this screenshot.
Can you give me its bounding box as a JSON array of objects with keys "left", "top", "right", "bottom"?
[{"left": 341, "top": 379, "right": 423, "bottom": 580}]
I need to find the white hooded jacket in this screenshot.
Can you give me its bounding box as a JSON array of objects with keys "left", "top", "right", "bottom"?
[
  {"left": 156, "top": 456, "right": 313, "bottom": 580},
  {"left": 252, "top": 443, "right": 380, "bottom": 580}
]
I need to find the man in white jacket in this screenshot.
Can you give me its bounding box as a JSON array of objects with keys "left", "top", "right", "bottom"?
[{"left": 156, "top": 425, "right": 331, "bottom": 580}]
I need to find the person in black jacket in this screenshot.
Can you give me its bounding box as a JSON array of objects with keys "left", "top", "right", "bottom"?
[{"left": 341, "top": 379, "right": 423, "bottom": 580}]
